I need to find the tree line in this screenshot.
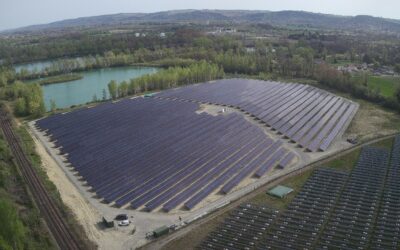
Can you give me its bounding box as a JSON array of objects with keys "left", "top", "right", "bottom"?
[
  {"left": 0, "top": 79, "right": 45, "bottom": 117},
  {"left": 107, "top": 61, "right": 224, "bottom": 100},
  {"left": 2, "top": 29, "right": 400, "bottom": 116}
]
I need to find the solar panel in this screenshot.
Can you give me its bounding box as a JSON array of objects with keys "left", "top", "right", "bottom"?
[
  {"left": 38, "top": 97, "right": 288, "bottom": 211},
  {"left": 156, "top": 79, "right": 357, "bottom": 151},
  {"left": 37, "top": 79, "right": 357, "bottom": 212}
]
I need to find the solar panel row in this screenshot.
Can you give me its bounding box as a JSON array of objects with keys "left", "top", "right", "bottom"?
[
  {"left": 200, "top": 204, "right": 279, "bottom": 250},
  {"left": 317, "top": 147, "right": 390, "bottom": 249},
  {"left": 200, "top": 145, "right": 399, "bottom": 249},
  {"left": 260, "top": 168, "right": 349, "bottom": 249},
  {"left": 156, "top": 79, "right": 357, "bottom": 151},
  {"left": 370, "top": 136, "right": 400, "bottom": 249},
  {"left": 37, "top": 97, "right": 295, "bottom": 211}
]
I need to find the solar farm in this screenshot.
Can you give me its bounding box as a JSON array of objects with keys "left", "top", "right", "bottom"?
[
  {"left": 33, "top": 79, "right": 358, "bottom": 214},
  {"left": 156, "top": 79, "right": 358, "bottom": 152},
  {"left": 199, "top": 137, "right": 400, "bottom": 249}
]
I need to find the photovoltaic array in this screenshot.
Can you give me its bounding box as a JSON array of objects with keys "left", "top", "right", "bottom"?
[
  {"left": 36, "top": 98, "right": 295, "bottom": 211},
  {"left": 156, "top": 79, "right": 358, "bottom": 152},
  {"left": 200, "top": 141, "right": 400, "bottom": 249}
]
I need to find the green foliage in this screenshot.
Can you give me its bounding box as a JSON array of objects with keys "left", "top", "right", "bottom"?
[
  {"left": 353, "top": 75, "right": 400, "bottom": 98},
  {"left": 0, "top": 132, "right": 55, "bottom": 249},
  {"left": 395, "top": 64, "right": 400, "bottom": 74},
  {"left": 0, "top": 137, "right": 12, "bottom": 189},
  {"left": 125, "top": 61, "right": 224, "bottom": 96},
  {"left": 22, "top": 84, "right": 46, "bottom": 117},
  {"left": 0, "top": 199, "right": 27, "bottom": 250},
  {"left": 0, "top": 74, "right": 7, "bottom": 88},
  {"left": 32, "top": 73, "right": 83, "bottom": 85},
  {"left": 396, "top": 87, "right": 400, "bottom": 103},
  {"left": 2, "top": 81, "right": 26, "bottom": 100},
  {"left": 1, "top": 81, "right": 45, "bottom": 117},
  {"left": 108, "top": 80, "right": 118, "bottom": 100},
  {"left": 50, "top": 99, "right": 57, "bottom": 113},
  {"left": 14, "top": 98, "right": 27, "bottom": 116},
  {"left": 118, "top": 81, "right": 129, "bottom": 98},
  {"left": 314, "top": 64, "right": 400, "bottom": 112}
]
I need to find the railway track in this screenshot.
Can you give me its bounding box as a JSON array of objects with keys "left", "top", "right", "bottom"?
[{"left": 0, "top": 109, "right": 83, "bottom": 250}]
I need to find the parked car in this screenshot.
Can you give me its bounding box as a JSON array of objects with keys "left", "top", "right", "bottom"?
[
  {"left": 118, "top": 219, "right": 130, "bottom": 226},
  {"left": 347, "top": 137, "right": 358, "bottom": 144},
  {"left": 115, "top": 214, "right": 128, "bottom": 221}
]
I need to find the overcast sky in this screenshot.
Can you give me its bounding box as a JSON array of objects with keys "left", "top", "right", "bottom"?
[{"left": 1, "top": 0, "right": 400, "bottom": 31}]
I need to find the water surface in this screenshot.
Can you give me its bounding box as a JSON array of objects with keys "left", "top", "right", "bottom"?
[{"left": 42, "top": 66, "right": 158, "bottom": 110}]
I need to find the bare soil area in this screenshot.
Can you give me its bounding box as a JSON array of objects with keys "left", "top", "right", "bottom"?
[
  {"left": 345, "top": 100, "right": 400, "bottom": 142},
  {"left": 28, "top": 128, "right": 129, "bottom": 250}
]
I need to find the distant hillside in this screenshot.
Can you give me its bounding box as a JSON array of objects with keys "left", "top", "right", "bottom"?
[{"left": 6, "top": 9, "right": 400, "bottom": 34}]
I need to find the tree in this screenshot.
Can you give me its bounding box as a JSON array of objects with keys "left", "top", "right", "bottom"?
[
  {"left": 102, "top": 89, "right": 107, "bottom": 101},
  {"left": 92, "top": 94, "right": 98, "bottom": 102},
  {"left": 0, "top": 74, "right": 6, "bottom": 87},
  {"left": 396, "top": 87, "right": 400, "bottom": 103},
  {"left": 50, "top": 99, "right": 57, "bottom": 113},
  {"left": 108, "top": 80, "right": 118, "bottom": 100},
  {"left": 11, "top": 83, "right": 45, "bottom": 117},
  {"left": 394, "top": 64, "right": 400, "bottom": 74},
  {"left": 118, "top": 81, "right": 129, "bottom": 97},
  {"left": 363, "top": 54, "right": 373, "bottom": 64},
  {"left": 24, "top": 84, "right": 45, "bottom": 117},
  {"left": 125, "top": 61, "right": 224, "bottom": 95},
  {"left": 14, "top": 98, "right": 26, "bottom": 116},
  {"left": 0, "top": 199, "right": 26, "bottom": 250}
]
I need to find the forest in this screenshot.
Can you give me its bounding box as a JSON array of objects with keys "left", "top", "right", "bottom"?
[
  {"left": 108, "top": 61, "right": 224, "bottom": 99},
  {"left": 0, "top": 25, "right": 400, "bottom": 117}
]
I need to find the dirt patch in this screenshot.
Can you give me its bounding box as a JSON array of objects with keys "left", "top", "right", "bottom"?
[
  {"left": 28, "top": 128, "right": 125, "bottom": 249},
  {"left": 345, "top": 100, "right": 400, "bottom": 142},
  {"left": 196, "top": 104, "right": 234, "bottom": 116}
]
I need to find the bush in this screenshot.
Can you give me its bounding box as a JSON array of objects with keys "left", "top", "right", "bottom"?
[
  {"left": 0, "top": 199, "right": 26, "bottom": 250},
  {"left": 5, "top": 83, "right": 45, "bottom": 117},
  {"left": 124, "top": 61, "right": 224, "bottom": 97}
]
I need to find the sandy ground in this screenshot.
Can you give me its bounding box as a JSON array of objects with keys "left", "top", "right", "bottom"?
[
  {"left": 345, "top": 101, "right": 400, "bottom": 142},
  {"left": 28, "top": 128, "right": 130, "bottom": 249}
]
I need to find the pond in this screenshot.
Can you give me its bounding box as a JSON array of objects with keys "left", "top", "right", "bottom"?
[{"left": 41, "top": 66, "right": 158, "bottom": 110}]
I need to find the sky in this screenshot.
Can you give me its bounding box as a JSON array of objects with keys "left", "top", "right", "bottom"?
[{"left": 1, "top": 0, "right": 400, "bottom": 31}]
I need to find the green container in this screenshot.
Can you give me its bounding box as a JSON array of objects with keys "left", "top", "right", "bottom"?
[
  {"left": 153, "top": 225, "right": 170, "bottom": 238},
  {"left": 102, "top": 216, "right": 114, "bottom": 228}
]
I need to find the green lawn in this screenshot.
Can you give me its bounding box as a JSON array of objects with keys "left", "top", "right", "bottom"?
[
  {"left": 330, "top": 60, "right": 353, "bottom": 66},
  {"left": 365, "top": 76, "right": 400, "bottom": 98}
]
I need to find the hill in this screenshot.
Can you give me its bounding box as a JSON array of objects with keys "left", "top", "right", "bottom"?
[{"left": 4, "top": 9, "right": 400, "bottom": 34}]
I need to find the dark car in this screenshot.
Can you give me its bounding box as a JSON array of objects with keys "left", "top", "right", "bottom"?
[{"left": 115, "top": 214, "right": 128, "bottom": 221}]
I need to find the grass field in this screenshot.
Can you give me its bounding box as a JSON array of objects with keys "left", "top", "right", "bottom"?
[
  {"left": 30, "top": 73, "right": 83, "bottom": 85},
  {"left": 367, "top": 76, "right": 400, "bottom": 98},
  {"left": 352, "top": 75, "right": 400, "bottom": 98}
]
